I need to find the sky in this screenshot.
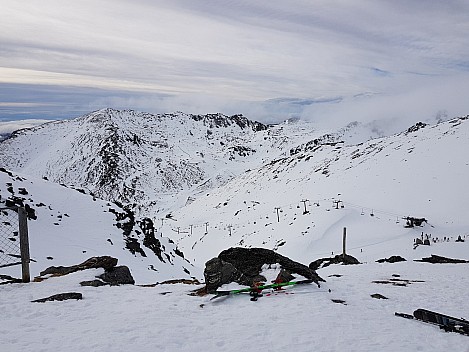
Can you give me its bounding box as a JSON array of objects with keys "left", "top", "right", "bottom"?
[{"left": 1, "top": 0, "right": 469, "bottom": 129}]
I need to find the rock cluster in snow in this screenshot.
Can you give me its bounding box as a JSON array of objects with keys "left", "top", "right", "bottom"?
[{"left": 203, "top": 247, "right": 324, "bottom": 292}]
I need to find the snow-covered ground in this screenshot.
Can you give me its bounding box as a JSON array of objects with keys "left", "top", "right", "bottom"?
[{"left": 1, "top": 248, "right": 468, "bottom": 352}]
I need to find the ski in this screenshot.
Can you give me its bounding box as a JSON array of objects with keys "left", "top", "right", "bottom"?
[
  {"left": 210, "top": 279, "right": 313, "bottom": 300},
  {"left": 395, "top": 309, "right": 469, "bottom": 336}
]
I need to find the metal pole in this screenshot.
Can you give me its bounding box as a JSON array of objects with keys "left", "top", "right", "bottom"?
[
  {"left": 342, "top": 227, "right": 347, "bottom": 259},
  {"left": 275, "top": 207, "right": 280, "bottom": 222},
  {"left": 18, "top": 207, "right": 30, "bottom": 283}
]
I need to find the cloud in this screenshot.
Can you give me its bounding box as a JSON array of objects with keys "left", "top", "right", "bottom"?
[
  {"left": 299, "top": 72, "right": 469, "bottom": 133},
  {"left": 1, "top": 1, "right": 469, "bottom": 126},
  {"left": 0, "top": 119, "right": 54, "bottom": 136}
]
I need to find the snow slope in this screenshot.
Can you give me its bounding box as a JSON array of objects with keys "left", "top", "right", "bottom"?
[
  {"left": 0, "top": 168, "right": 197, "bottom": 283},
  {"left": 1, "top": 247, "right": 468, "bottom": 352},
  {"left": 172, "top": 116, "right": 469, "bottom": 266}
]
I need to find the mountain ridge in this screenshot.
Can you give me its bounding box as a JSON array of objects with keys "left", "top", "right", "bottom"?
[{"left": 1, "top": 109, "right": 468, "bottom": 279}]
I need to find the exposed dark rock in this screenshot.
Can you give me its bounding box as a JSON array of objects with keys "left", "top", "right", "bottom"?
[
  {"left": 227, "top": 146, "right": 256, "bottom": 160},
  {"left": 157, "top": 278, "right": 201, "bottom": 285},
  {"left": 0, "top": 167, "right": 14, "bottom": 177},
  {"left": 32, "top": 292, "right": 83, "bottom": 303},
  {"left": 0, "top": 274, "right": 22, "bottom": 285},
  {"left": 414, "top": 255, "right": 469, "bottom": 264},
  {"left": 191, "top": 113, "right": 267, "bottom": 132},
  {"left": 204, "top": 247, "right": 324, "bottom": 293},
  {"left": 456, "top": 235, "right": 465, "bottom": 242},
  {"left": 331, "top": 299, "right": 347, "bottom": 305},
  {"left": 376, "top": 256, "right": 406, "bottom": 263},
  {"left": 404, "top": 217, "right": 427, "bottom": 228},
  {"left": 204, "top": 257, "right": 247, "bottom": 293},
  {"left": 125, "top": 237, "right": 146, "bottom": 257},
  {"left": 40, "top": 256, "right": 118, "bottom": 276},
  {"left": 309, "top": 254, "right": 360, "bottom": 270},
  {"left": 3, "top": 198, "right": 37, "bottom": 220},
  {"left": 275, "top": 268, "right": 295, "bottom": 283},
  {"left": 140, "top": 218, "right": 164, "bottom": 262},
  {"left": 80, "top": 279, "right": 108, "bottom": 287},
  {"left": 406, "top": 122, "right": 427, "bottom": 134},
  {"left": 97, "top": 265, "right": 135, "bottom": 285},
  {"left": 371, "top": 293, "right": 388, "bottom": 299},
  {"left": 174, "top": 247, "right": 184, "bottom": 258}
]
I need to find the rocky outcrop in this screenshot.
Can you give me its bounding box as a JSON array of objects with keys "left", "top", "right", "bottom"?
[
  {"left": 39, "top": 256, "right": 135, "bottom": 286},
  {"left": 203, "top": 247, "right": 324, "bottom": 293},
  {"left": 376, "top": 256, "right": 406, "bottom": 263},
  {"left": 97, "top": 266, "right": 135, "bottom": 285},
  {"left": 40, "top": 256, "right": 118, "bottom": 276},
  {"left": 309, "top": 254, "right": 360, "bottom": 270},
  {"left": 414, "top": 255, "right": 469, "bottom": 264},
  {"left": 32, "top": 292, "right": 83, "bottom": 303},
  {"left": 80, "top": 279, "right": 108, "bottom": 287}
]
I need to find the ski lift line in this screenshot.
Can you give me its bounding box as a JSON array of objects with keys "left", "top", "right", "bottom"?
[
  {"left": 341, "top": 201, "right": 405, "bottom": 219},
  {"left": 342, "top": 201, "right": 399, "bottom": 217},
  {"left": 167, "top": 196, "right": 408, "bottom": 238},
  {"left": 309, "top": 236, "right": 406, "bottom": 257},
  {"left": 167, "top": 196, "right": 339, "bottom": 235},
  {"left": 347, "top": 237, "right": 404, "bottom": 251}
]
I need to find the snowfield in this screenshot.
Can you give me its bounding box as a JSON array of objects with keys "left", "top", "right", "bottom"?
[
  {"left": 1, "top": 252, "right": 468, "bottom": 352},
  {"left": 1, "top": 111, "right": 469, "bottom": 351}
]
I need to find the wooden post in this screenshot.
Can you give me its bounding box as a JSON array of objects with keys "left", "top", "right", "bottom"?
[
  {"left": 342, "top": 227, "right": 347, "bottom": 259},
  {"left": 18, "top": 207, "right": 30, "bottom": 283}
]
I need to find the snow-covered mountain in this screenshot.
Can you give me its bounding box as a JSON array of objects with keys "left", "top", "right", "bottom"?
[
  {"left": 0, "top": 109, "right": 272, "bottom": 216},
  {"left": 0, "top": 109, "right": 388, "bottom": 218},
  {"left": 1, "top": 110, "right": 469, "bottom": 278}
]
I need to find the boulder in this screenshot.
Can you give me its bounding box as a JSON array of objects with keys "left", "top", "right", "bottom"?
[
  {"left": 80, "top": 279, "right": 108, "bottom": 287},
  {"left": 309, "top": 254, "right": 360, "bottom": 270},
  {"left": 204, "top": 257, "right": 247, "bottom": 293},
  {"left": 204, "top": 247, "right": 324, "bottom": 293},
  {"left": 98, "top": 265, "right": 135, "bottom": 285},
  {"left": 376, "top": 256, "right": 406, "bottom": 263}
]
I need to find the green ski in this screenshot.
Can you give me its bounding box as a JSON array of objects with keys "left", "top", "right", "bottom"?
[{"left": 210, "top": 279, "right": 313, "bottom": 300}]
